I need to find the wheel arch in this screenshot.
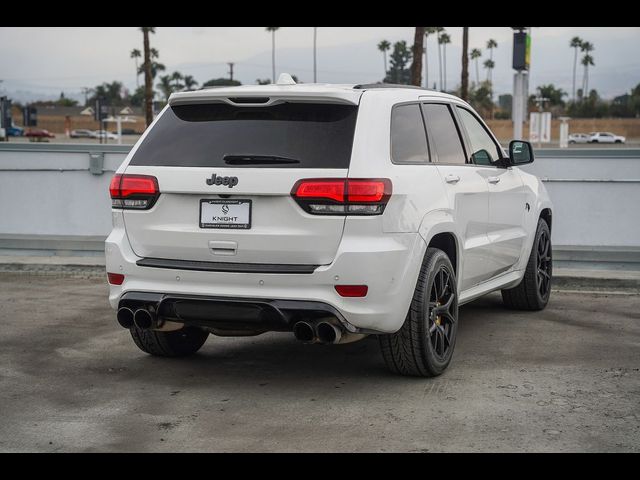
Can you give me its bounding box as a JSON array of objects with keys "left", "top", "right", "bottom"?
[
  {"left": 427, "top": 232, "right": 459, "bottom": 276},
  {"left": 540, "top": 207, "right": 552, "bottom": 233}
]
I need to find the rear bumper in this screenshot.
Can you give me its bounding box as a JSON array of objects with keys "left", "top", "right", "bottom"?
[
  {"left": 119, "top": 291, "right": 351, "bottom": 333},
  {"left": 105, "top": 223, "right": 426, "bottom": 333}
]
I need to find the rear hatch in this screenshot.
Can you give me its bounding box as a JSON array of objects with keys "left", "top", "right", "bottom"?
[{"left": 121, "top": 93, "right": 361, "bottom": 266}]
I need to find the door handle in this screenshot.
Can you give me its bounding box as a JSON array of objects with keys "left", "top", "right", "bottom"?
[
  {"left": 488, "top": 176, "right": 501, "bottom": 184},
  {"left": 445, "top": 174, "right": 460, "bottom": 184}
]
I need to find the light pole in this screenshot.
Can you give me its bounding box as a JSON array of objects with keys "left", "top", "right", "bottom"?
[{"left": 313, "top": 27, "right": 318, "bottom": 83}]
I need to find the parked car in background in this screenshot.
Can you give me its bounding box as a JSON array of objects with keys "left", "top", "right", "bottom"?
[
  {"left": 112, "top": 128, "right": 141, "bottom": 135},
  {"left": 7, "top": 124, "right": 24, "bottom": 137},
  {"left": 568, "top": 133, "right": 590, "bottom": 144},
  {"left": 589, "top": 132, "right": 626, "bottom": 144},
  {"left": 90, "top": 130, "right": 118, "bottom": 140},
  {"left": 25, "top": 128, "right": 55, "bottom": 139},
  {"left": 70, "top": 129, "right": 94, "bottom": 138}
]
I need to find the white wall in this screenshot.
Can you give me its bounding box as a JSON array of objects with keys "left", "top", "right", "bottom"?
[{"left": 0, "top": 145, "right": 638, "bottom": 256}]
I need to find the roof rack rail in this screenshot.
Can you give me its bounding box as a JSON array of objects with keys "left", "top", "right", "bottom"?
[{"left": 353, "top": 83, "right": 428, "bottom": 90}]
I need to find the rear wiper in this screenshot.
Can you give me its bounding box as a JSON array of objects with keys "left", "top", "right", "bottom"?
[{"left": 223, "top": 155, "right": 300, "bottom": 165}]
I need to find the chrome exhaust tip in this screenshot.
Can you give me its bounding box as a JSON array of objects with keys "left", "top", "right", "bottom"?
[
  {"left": 292, "top": 321, "right": 317, "bottom": 344},
  {"left": 133, "top": 308, "right": 155, "bottom": 330},
  {"left": 116, "top": 307, "right": 135, "bottom": 329},
  {"left": 316, "top": 321, "right": 342, "bottom": 344}
]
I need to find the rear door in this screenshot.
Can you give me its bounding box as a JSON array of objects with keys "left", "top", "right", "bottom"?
[
  {"left": 421, "top": 103, "right": 493, "bottom": 291},
  {"left": 122, "top": 100, "right": 360, "bottom": 265}
]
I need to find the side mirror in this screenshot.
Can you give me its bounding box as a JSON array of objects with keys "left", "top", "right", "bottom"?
[{"left": 509, "top": 140, "right": 534, "bottom": 166}]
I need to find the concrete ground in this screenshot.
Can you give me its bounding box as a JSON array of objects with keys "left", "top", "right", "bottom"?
[{"left": 0, "top": 274, "right": 638, "bottom": 452}]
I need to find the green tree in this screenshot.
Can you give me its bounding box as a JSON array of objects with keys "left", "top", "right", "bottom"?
[
  {"left": 183, "top": 75, "right": 198, "bottom": 91},
  {"left": 156, "top": 75, "right": 173, "bottom": 102},
  {"left": 170, "top": 71, "right": 184, "bottom": 90},
  {"left": 580, "top": 41, "right": 595, "bottom": 99},
  {"left": 439, "top": 32, "right": 451, "bottom": 91},
  {"left": 470, "top": 48, "right": 482, "bottom": 85},
  {"left": 485, "top": 38, "right": 497, "bottom": 85},
  {"left": 130, "top": 48, "right": 141, "bottom": 88},
  {"left": 535, "top": 84, "right": 567, "bottom": 107},
  {"left": 467, "top": 80, "right": 495, "bottom": 118},
  {"left": 410, "top": 27, "right": 425, "bottom": 87},
  {"left": 266, "top": 27, "right": 280, "bottom": 83},
  {"left": 129, "top": 86, "right": 146, "bottom": 107},
  {"left": 377, "top": 40, "right": 391, "bottom": 78},
  {"left": 140, "top": 27, "right": 156, "bottom": 127},
  {"left": 256, "top": 78, "right": 271, "bottom": 85},
  {"left": 569, "top": 37, "right": 583, "bottom": 101},
  {"left": 203, "top": 78, "right": 242, "bottom": 87},
  {"left": 483, "top": 59, "right": 495, "bottom": 83},
  {"left": 88, "top": 81, "right": 124, "bottom": 106},
  {"left": 384, "top": 41, "right": 412, "bottom": 84}
]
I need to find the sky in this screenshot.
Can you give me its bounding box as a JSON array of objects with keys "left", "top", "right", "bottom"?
[{"left": 1, "top": 27, "right": 639, "bottom": 103}]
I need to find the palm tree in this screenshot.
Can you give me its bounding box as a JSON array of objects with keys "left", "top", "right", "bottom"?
[
  {"left": 265, "top": 27, "right": 280, "bottom": 83},
  {"left": 570, "top": 36, "right": 583, "bottom": 101},
  {"left": 130, "top": 49, "right": 141, "bottom": 88},
  {"left": 156, "top": 75, "right": 173, "bottom": 102},
  {"left": 581, "top": 53, "right": 595, "bottom": 98},
  {"left": 378, "top": 40, "right": 391, "bottom": 78},
  {"left": 483, "top": 59, "right": 495, "bottom": 82},
  {"left": 424, "top": 27, "right": 439, "bottom": 88},
  {"left": 435, "top": 27, "right": 445, "bottom": 90},
  {"left": 439, "top": 32, "right": 451, "bottom": 91},
  {"left": 580, "top": 42, "right": 594, "bottom": 100},
  {"left": 486, "top": 38, "right": 498, "bottom": 62},
  {"left": 170, "top": 71, "right": 183, "bottom": 90},
  {"left": 140, "top": 27, "right": 156, "bottom": 127},
  {"left": 183, "top": 75, "right": 198, "bottom": 91},
  {"left": 470, "top": 48, "right": 482, "bottom": 84},
  {"left": 461, "top": 27, "right": 469, "bottom": 101},
  {"left": 485, "top": 38, "right": 497, "bottom": 85},
  {"left": 410, "top": 27, "right": 426, "bottom": 87}
]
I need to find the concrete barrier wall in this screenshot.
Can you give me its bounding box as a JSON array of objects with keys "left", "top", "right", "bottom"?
[{"left": 1, "top": 144, "right": 639, "bottom": 263}]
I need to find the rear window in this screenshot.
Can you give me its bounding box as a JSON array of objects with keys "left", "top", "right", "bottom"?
[{"left": 130, "top": 102, "right": 358, "bottom": 168}]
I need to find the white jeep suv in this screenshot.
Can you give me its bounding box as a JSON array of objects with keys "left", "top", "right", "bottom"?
[{"left": 106, "top": 79, "right": 553, "bottom": 377}]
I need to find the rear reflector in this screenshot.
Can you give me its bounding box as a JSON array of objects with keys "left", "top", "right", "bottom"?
[
  {"left": 335, "top": 285, "right": 368, "bottom": 297},
  {"left": 109, "top": 174, "right": 159, "bottom": 210},
  {"left": 107, "top": 273, "right": 125, "bottom": 285},
  {"left": 292, "top": 178, "right": 392, "bottom": 215}
]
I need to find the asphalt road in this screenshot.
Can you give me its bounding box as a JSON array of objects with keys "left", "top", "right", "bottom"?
[{"left": 0, "top": 274, "right": 638, "bottom": 452}]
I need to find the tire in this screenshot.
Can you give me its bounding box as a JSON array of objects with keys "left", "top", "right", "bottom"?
[
  {"left": 379, "top": 247, "right": 459, "bottom": 377},
  {"left": 130, "top": 326, "right": 209, "bottom": 357},
  {"left": 501, "top": 218, "right": 552, "bottom": 311}
]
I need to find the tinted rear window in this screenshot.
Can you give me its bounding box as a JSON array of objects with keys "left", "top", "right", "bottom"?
[{"left": 130, "top": 102, "right": 358, "bottom": 168}]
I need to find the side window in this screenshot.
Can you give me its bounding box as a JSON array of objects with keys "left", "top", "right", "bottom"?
[
  {"left": 456, "top": 107, "right": 502, "bottom": 166},
  {"left": 390, "top": 104, "right": 430, "bottom": 164},
  {"left": 421, "top": 104, "right": 466, "bottom": 165}
]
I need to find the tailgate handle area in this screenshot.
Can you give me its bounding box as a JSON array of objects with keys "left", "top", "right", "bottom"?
[{"left": 209, "top": 241, "right": 237, "bottom": 256}]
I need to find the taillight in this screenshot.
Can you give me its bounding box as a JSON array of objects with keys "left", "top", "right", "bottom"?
[
  {"left": 291, "top": 178, "right": 392, "bottom": 215},
  {"left": 109, "top": 174, "right": 159, "bottom": 210},
  {"left": 107, "top": 273, "right": 125, "bottom": 285},
  {"left": 335, "top": 285, "right": 368, "bottom": 297}
]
